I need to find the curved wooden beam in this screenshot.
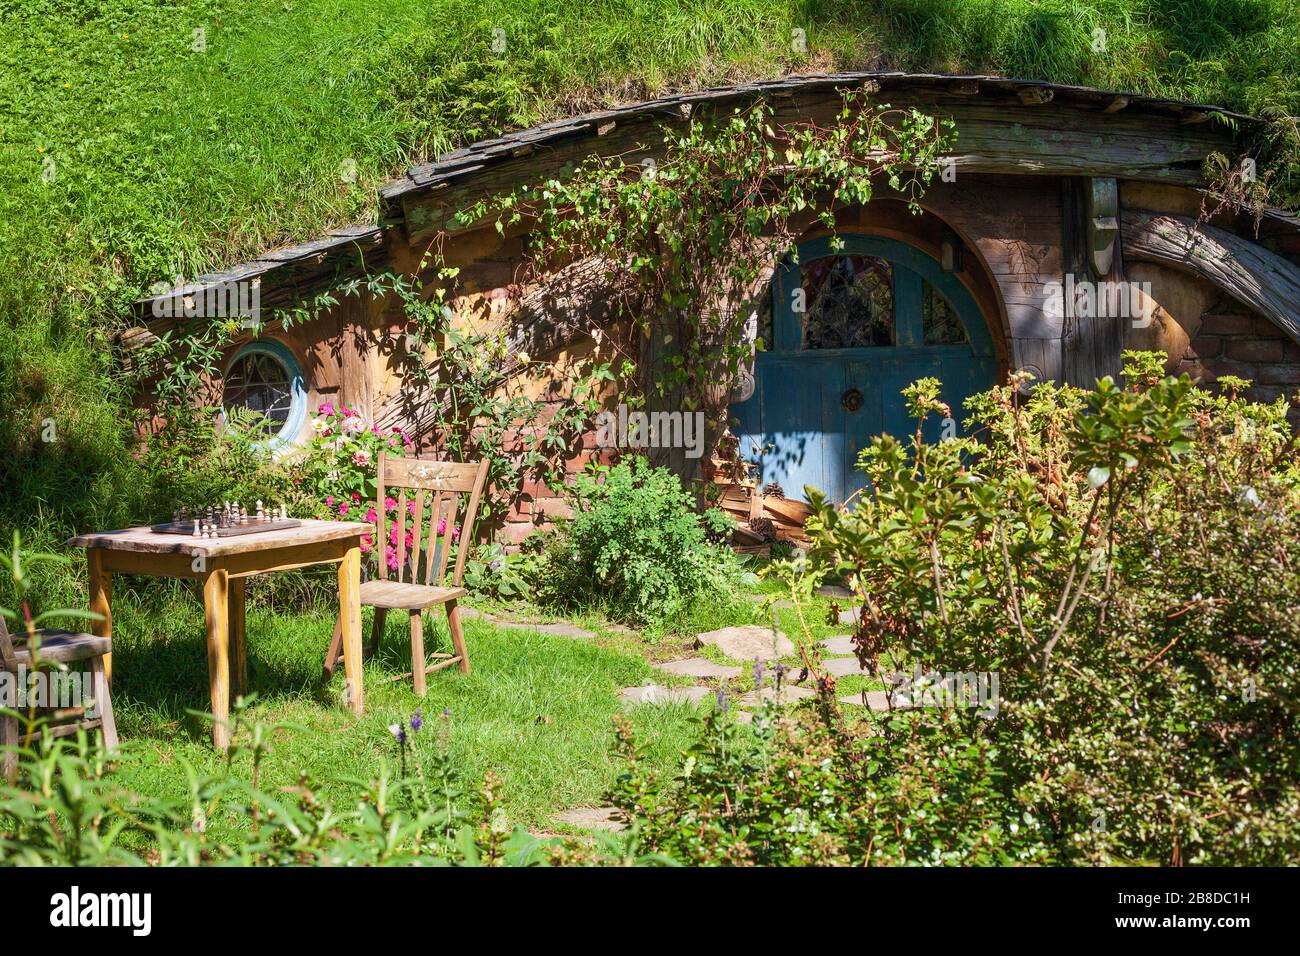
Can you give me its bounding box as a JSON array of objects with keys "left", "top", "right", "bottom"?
[{"left": 1121, "top": 209, "right": 1300, "bottom": 344}]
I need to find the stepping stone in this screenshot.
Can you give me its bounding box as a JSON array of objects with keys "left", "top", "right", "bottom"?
[
  {"left": 746, "top": 593, "right": 794, "bottom": 608},
  {"left": 696, "top": 625, "right": 794, "bottom": 660},
  {"left": 553, "top": 807, "right": 625, "bottom": 832},
  {"left": 458, "top": 607, "right": 488, "bottom": 620},
  {"left": 821, "top": 634, "right": 857, "bottom": 655},
  {"left": 816, "top": 584, "right": 855, "bottom": 599},
  {"left": 619, "top": 684, "right": 714, "bottom": 707},
  {"left": 819, "top": 655, "right": 866, "bottom": 677},
  {"left": 656, "top": 658, "right": 742, "bottom": 679},
  {"left": 839, "top": 690, "right": 913, "bottom": 711},
  {"left": 837, "top": 607, "right": 862, "bottom": 626},
  {"left": 738, "top": 683, "right": 816, "bottom": 707},
  {"left": 492, "top": 619, "right": 596, "bottom": 639}
]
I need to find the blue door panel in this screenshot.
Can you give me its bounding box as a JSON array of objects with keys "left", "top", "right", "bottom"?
[{"left": 732, "top": 234, "right": 1000, "bottom": 506}]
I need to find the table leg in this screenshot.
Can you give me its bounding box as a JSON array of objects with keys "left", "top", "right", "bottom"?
[
  {"left": 337, "top": 544, "right": 363, "bottom": 715},
  {"left": 203, "top": 567, "right": 232, "bottom": 750},
  {"left": 87, "top": 548, "right": 113, "bottom": 683},
  {"left": 229, "top": 578, "right": 247, "bottom": 699}
]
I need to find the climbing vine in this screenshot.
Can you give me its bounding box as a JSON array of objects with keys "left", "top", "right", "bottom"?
[{"left": 463, "top": 89, "right": 955, "bottom": 468}]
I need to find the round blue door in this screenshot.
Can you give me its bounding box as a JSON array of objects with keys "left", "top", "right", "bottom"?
[{"left": 730, "top": 235, "right": 998, "bottom": 504}]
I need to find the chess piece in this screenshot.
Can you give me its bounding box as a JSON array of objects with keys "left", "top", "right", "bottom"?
[
  {"left": 256, "top": 500, "right": 264, "bottom": 520},
  {"left": 193, "top": 519, "right": 201, "bottom": 538}
]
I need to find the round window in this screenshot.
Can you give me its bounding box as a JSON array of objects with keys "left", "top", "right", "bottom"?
[{"left": 222, "top": 340, "right": 306, "bottom": 451}]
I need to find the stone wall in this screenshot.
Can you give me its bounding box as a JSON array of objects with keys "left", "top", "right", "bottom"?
[{"left": 1178, "top": 302, "right": 1300, "bottom": 429}]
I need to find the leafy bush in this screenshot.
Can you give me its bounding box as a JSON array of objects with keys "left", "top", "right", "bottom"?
[
  {"left": 610, "top": 354, "right": 1300, "bottom": 865},
  {"left": 609, "top": 703, "right": 1056, "bottom": 865},
  {"left": 773, "top": 355, "right": 1300, "bottom": 865},
  {"left": 540, "top": 458, "right": 749, "bottom": 626}
]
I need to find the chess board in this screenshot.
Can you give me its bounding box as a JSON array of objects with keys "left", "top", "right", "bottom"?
[
  {"left": 151, "top": 503, "right": 301, "bottom": 538},
  {"left": 150, "top": 517, "right": 302, "bottom": 537}
]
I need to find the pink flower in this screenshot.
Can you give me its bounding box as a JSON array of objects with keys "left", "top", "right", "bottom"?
[
  {"left": 351, "top": 492, "right": 361, "bottom": 503},
  {"left": 343, "top": 415, "right": 365, "bottom": 433},
  {"left": 385, "top": 496, "right": 397, "bottom": 512},
  {"left": 365, "top": 506, "right": 377, "bottom": 523},
  {"left": 352, "top": 449, "right": 372, "bottom": 467},
  {"left": 326, "top": 495, "right": 335, "bottom": 507},
  {"left": 452, "top": 526, "right": 460, "bottom": 541},
  {"left": 360, "top": 533, "right": 373, "bottom": 554},
  {"left": 338, "top": 503, "right": 349, "bottom": 516},
  {"left": 318, "top": 402, "right": 336, "bottom": 417},
  {"left": 406, "top": 500, "right": 417, "bottom": 516}
]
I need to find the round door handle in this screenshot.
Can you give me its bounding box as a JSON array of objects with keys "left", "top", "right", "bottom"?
[{"left": 841, "top": 388, "right": 864, "bottom": 412}]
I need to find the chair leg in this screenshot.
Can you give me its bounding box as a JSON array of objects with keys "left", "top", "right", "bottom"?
[
  {"left": 89, "top": 656, "right": 118, "bottom": 751},
  {"left": 1, "top": 711, "right": 17, "bottom": 787},
  {"left": 409, "top": 611, "right": 427, "bottom": 698},
  {"left": 447, "top": 600, "right": 470, "bottom": 675},
  {"left": 323, "top": 614, "right": 344, "bottom": 676},
  {"left": 370, "top": 608, "right": 388, "bottom": 658}
]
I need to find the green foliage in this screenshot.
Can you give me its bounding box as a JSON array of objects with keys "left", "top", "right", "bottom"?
[
  {"left": 540, "top": 458, "right": 748, "bottom": 626},
  {"left": 766, "top": 352, "right": 1300, "bottom": 864},
  {"left": 469, "top": 93, "right": 952, "bottom": 433},
  {"left": 609, "top": 704, "right": 1055, "bottom": 865},
  {"left": 0, "top": 705, "right": 549, "bottom": 866}
]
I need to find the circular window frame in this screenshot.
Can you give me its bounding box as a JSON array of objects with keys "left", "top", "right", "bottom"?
[{"left": 221, "top": 339, "right": 307, "bottom": 454}]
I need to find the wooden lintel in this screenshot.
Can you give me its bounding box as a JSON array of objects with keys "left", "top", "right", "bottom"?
[
  {"left": 1017, "top": 86, "right": 1054, "bottom": 105},
  {"left": 1121, "top": 209, "right": 1300, "bottom": 344}
]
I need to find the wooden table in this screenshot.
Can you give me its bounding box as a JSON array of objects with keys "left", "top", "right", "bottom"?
[{"left": 67, "top": 520, "right": 373, "bottom": 749}]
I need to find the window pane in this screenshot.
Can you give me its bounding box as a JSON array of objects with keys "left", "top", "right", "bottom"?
[
  {"left": 922, "top": 282, "right": 968, "bottom": 345},
  {"left": 223, "top": 350, "right": 295, "bottom": 434},
  {"left": 801, "top": 255, "right": 894, "bottom": 349}
]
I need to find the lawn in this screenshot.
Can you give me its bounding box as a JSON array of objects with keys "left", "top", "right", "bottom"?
[
  {"left": 3, "top": 1, "right": 1299, "bottom": 566},
  {"left": 90, "top": 566, "right": 842, "bottom": 837}
]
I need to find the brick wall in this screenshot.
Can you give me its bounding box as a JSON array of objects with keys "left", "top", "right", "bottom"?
[{"left": 1178, "top": 305, "right": 1300, "bottom": 430}]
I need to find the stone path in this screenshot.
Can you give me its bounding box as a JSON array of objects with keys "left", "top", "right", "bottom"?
[
  {"left": 457, "top": 607, "right": 596, "bottom": 639},
  {"left": 819, "top": 655, "right": 867, "bottom": 677},
  {"left": 739, "top": 684, "right": 816, "bottom": 706},
  {"left": 696, "top": 624, "right": 794, "bottom": 660},
  {"left": 815, "top": 584, "right": 856, "bottom": 599},
  {"left": 656, "top": 658, "right": 742, "bottom": 679},
  {"left": 619, "top": 684, "right": 714, "bottom": 707},
  {"left": 839, "top": 690, "right": 913, "bottom": 711},
  {"left": 553, "top": 806, "right": 625, "bottom": 832},
  {"left": 821, "top": 634, "right": 856, "bottom": 655}
]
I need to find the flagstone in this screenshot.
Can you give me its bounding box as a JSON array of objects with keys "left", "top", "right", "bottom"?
[
  {"left": 821, "top": 634, "right": 857, "bottom": 655},
  {"left": 619, "top": 684, "right": 714, "bottom": 707},
  {"left": 696, "top": 624, "right": 795, "bottom": 660},
  {"left": 553, "top": 807, "right": 625, "bottom": 832},
  {"left": 656, "top": 658, "right": 742, "bottom": 679}
]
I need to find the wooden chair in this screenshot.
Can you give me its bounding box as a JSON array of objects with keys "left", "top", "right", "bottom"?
[
  {"left": 0, "top": 615, "right": 118, "bottom": 785},
  {"left": 324, "top": 454, "right": 489, "bottom": 696}
]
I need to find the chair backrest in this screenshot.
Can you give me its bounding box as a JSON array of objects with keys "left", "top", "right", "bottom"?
[
  {"left": 0, "top": 615, "right": 18, "bottom": 672},
  {"left": 374, "top": 453, "right": 490, "bottom": 589}
]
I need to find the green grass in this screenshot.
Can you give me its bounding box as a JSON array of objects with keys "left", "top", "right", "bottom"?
[
  {"left": 3, "top": 1, "right": 1299, "bottom": 570},
  {"left": 101, "top": 585, "right": 713, "bottom": 833}
]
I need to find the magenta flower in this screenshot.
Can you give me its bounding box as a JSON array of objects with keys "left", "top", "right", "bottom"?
[
  {"left": 318, "top": 402, "right": 336, "bottom": 417},
  {"left": 365, "top": 506, "right": 377, "bottom": 523}
]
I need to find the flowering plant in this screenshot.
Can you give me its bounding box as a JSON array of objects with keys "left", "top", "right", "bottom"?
[{"left": 297, "top": 402, "right": 415, "bottom": 561}]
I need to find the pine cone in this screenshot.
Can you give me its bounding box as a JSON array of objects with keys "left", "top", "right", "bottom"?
[
  {"left": 762, "top": 481, "right": 784, "bottom": 499},
  {"left": 748, "top": 517, "right": 777, "bottom": 542}
]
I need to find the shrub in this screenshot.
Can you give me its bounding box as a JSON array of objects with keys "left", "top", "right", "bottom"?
[
  {"left": 781, "top": 355, "right": 1300, "bottom": 864},
  {"left": 608, "top": 703, "right": 1056, "bottom": 866},
  {"left": 540, "top": 458, "right": 748, "bottom": 626}
]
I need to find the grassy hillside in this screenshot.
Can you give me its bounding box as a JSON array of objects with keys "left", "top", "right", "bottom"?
[{"left": 1, "top": 0, "right": 1297, "bottom": 580}]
